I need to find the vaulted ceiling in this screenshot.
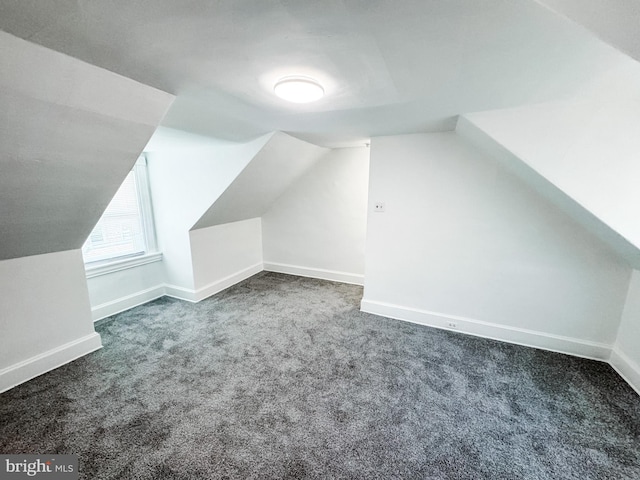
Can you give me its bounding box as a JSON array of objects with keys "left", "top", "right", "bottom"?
[{"left": 0, "top": 0, "right": 636, "bottom": 147}]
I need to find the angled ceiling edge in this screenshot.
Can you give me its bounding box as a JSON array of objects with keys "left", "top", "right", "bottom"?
[
  {"left": 456, "top": 115, "right": 640, "bottom": 269},
  {"left": 191, "top": 132, "right": 328, "bottom": 230}
]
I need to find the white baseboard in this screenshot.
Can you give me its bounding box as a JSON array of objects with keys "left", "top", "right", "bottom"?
[
  {"left": 194, "top": 262, "right": 264, "bottom": 302},
  {"left": 95, "top": 263, "right": 362, "bottom": 312},
  {"left": 164, "top": 263, "right": 264, "bottom": 303},
  {"left": 92, "top": 284, "right": 166, "bottom": 321},
  {"left": 264, "top": 262, "right": 364, "bottom": 286},
  {"left": 361, "top": 299, "right": 612, "bottom": 361},
  {"left": 610, "top": 347, "right": 640, "bottom": 396},
  {"left": 0, "top": 333, "right": 102, "bottom": 394},
  {"left": 164, "top": 283, "right": 198, "bottom": 303}
]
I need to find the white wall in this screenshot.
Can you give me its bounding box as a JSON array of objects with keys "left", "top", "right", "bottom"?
[
  {"left": 456, "top": 115, "right": 640, "bottom": 268},
  {"left": 193, "top": 132, "right": 327, "bottom": 229},
  {"left": 461, "top": 97, "right": 640, "bottom": 251},
  {"left": 190, "top": 218, "right": 263, "bottom": 301},
  {"left": 262, "top": 147, "right": 370, "bottom": 284},
  {"left": 0, "top": 32, "right": 171, "bottom": 392},
  {"left": 147, "top": 129, "right": 330, "bottom": 300},
  {"left": 146, "top": 128, "right": 269, "bottom": 291},
  {"left": 362, "top": 132, "right": 631, "bottom": 359},
  {"left": 86, "top": 260, "right": 166, "bottom": 321},
  {"left": 611, "top": 269, "right": 640, "bottom": 394},
  {"left": 0, "top": 250, "right": 102, "bottom": 392}
]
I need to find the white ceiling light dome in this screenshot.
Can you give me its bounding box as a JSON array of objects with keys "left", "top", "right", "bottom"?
[{"left": 274, "top": 76, "right": 324, "bottom": 103}]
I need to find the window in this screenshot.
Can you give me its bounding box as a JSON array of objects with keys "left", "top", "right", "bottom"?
[{"left": 83, "top": 155, "right": 159, "bottom": 271}]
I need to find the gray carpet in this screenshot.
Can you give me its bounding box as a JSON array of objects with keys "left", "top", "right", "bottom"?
[{"left": 1, "top": 272, "right": 639, "bottom": 479}]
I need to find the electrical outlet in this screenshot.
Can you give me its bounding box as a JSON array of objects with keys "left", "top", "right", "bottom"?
[
  {"left": 447, "top": 321, "right": 458, "bottom": 329},
  {"left": 374, "top": 202, "right": 385, "bottom": 212}
]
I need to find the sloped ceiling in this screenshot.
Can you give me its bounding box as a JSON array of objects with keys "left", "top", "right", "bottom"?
[
  {"left": 0, "top": 31, "right": 174, "bottom": 260},
  {"left": 2, "top": 0, "right": 639, "bottom": 266},
  {"left": 0, "top": 0, "right": 633, "bottom": 147},
  {"left": 536, "top": 0, "right": 640, "bottom": 62},
  {"left": 456, "top": 103, "right": 640, "bottom": 268},
  {"left": 145, "top": 128, "right": 272, "bottom": 235},
  {"left": 192, "top": 132, "right": 327, "bottom": 229}
]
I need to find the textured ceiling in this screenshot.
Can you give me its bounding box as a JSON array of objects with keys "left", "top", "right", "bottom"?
[{"left": 0, "top": 0, "right": 634, "bottom": 146}]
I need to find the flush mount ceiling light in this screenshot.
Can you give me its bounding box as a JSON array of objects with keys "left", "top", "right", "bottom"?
[{"left": 274, "top": 77, "right": 324, "bottom": 103}]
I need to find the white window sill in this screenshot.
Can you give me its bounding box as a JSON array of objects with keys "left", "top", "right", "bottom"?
[{"left": 85, "top": 252, "right": 163, "bottom": 279}]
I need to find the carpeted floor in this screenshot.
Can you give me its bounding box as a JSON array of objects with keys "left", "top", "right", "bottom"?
[{"left": 1, "top": 272, "right": 639, "bottom": 479}]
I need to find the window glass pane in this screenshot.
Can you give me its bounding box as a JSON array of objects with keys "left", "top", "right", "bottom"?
[{"left": 82, "top": 171, "right": 146, "bottom": 263}]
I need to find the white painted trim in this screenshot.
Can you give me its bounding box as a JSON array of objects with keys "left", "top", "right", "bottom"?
[
  {"left": 194, "top": 262, "right": 264, "bottom": 302},
  {"left": 93, "top": 263, "right": 363, "bottom": 317},
  {"left": 263, "top": 262, "right": 364, "bottom": 286},
  {"left": 164, "top": 263, "right": 265, "bottom": 303},
  {"left": 92, "top": 284, "right": 166, "bottom": 322},
  {"left": 610, "top": 347, "right": 640, "bottom": 396},
  {"left": 360, "top": 299, "right": 612, "bottom": 361},
  {"left": 0, "top": 333, "right": 102, "bottom": 394},
  {"left": 163, "top": 283, "right": 198, "bottom": 303},
  {"left": 85, "top": 252, "right": 163, "bottom": 279}
]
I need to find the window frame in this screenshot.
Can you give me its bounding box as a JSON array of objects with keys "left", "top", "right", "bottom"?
[{"left": 84, "top": 154, "right": 162, "bottom": 278}]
